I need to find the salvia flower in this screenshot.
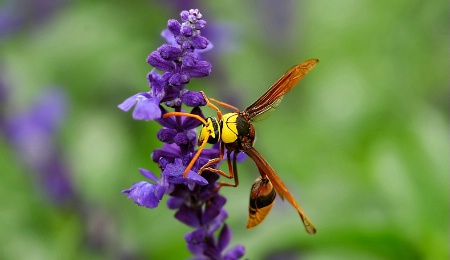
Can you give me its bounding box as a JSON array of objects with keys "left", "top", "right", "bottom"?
[
  {"left": 119, "top": 9, "right": 244, "bottom": 259},
  {"left": 0, "top": 0, "right": 68, "bottom": 41},
  {"left": 2, "top": 88, "right": 76, "bottom": 205}
]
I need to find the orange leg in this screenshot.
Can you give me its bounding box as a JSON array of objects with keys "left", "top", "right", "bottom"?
[
  {"left": 200, "top": 91, "right": 223, "bottom": 119},
  {"left": 162, "top": 111, "right": 207, "bottom": 125},
  {"left": 217, "top": 151, "right": 239, "bottom": 189},
  {"left": 182, "top": 131, "right": 211, "bottom": 178},
  {"left": 200, "top": 91, "right": 240, "bottom": 114},
  {"left": 200, "top": 144, "right": 239, "bottom": 190},
  {"left": 162, "top": 111, "right": 211, "bottom": 178},
  {"left": 198, "top": 142, "right": 225, "bottom": 174},
  {"left": 208, "top": 98, "right": 239, "bottom": 112}
]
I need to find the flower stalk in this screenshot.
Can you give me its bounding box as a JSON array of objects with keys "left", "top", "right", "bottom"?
[{"left": 119, "top": 9, "right": 244, "bottom": 259}]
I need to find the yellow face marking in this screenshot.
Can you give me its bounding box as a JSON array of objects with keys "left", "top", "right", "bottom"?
[
  {"left": 221, "top": 113, "right": 239, "bottom": 144},
  {"left": 198, "top": 117, "right": 221, "bottom": 146},
  {"left": 198, "top": 118, "right": 214, "bottom": 144}
]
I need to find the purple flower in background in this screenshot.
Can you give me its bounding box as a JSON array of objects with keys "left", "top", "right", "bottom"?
[
  {"left": 120, "top": 9, "right": 244, "bottom": 259},
  {"left": 1, "top": 88, "right": 76, "bottom": 205},
  {"left": 0, "top": 0, "right": 68, "bottom": 41},
  {"left": 0, "top": 80, "right": 136, "bottom": 256}
]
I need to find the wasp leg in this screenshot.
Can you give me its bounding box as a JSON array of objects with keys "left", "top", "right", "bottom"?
[
  {"left": 163, "top": 111, "right": 207, "bottom": 125},
  {"left": 200, "top": 91, "right": 239, "bottom": 113},
  {"left": 198, "top": 142, "right": 225, "bottom": 174},
  {"left": 182, "top": 131, "right": 211, "bottom": 178},
  {"left": 208, "top": 97, "right": 240, "bottom": 112},
  {"left": 202, "top": 150, "right": 240, "bottom": 191},
  {"left": 200, "top": 91, "right": 223, "bottom": 120}
]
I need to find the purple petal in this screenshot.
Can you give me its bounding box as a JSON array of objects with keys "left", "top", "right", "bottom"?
[
  {"left": 197, "top": 39, "right": 214, "bottom": 54},
  {"left": 147, "top": 71, "right": 167, "bottom": 99},
  {"left": 163, "top": 159, "right": 186, "bottom": 184},
  {"left": 161, "top": 29, "right": 177, "bottom": 47},
  {"left": 138, "top": 168, "right": 159, "bottom": 182},
  {"left": 158, "top": 44, "right": 182, "bottom": 60},
  {"left": 166, "top": 159, "right": 204, "bottom": 182},
  {"left": 155, "top": 185, "right": 165, "bottom": 199},
  {"left": 181, "top": 52, "right": 198, "bottom": 66},
  {"left": 185, "top": 228, "right": 206, "bottom": 254},
  {"left": 151, "top": 143, "right": 182, "bottom": 163},
  {"left": 218, "top": 224, "right": 231, "bottom": 251},
  {"left": 167, "top": 19, "right": 181, "bottom": 36},
  {"left": 223, "top": 245, "right": 245, "bottom": 260},
  {"left": 173, "top": 132, "right": 188, "bottom": 146},
  {"left": 194, "top": 20, "right": 206, "bottom": 30},
  {"left": 199, "top": 170, "right": 220, "bottom": 185},
  {"left": 132, "top": 97, "right": 161, "bottom": 121},
  {"left": 175, "top": 36, "right": 184, "bottom": 46},
  {"left": 157, "top": 128, "right": 177, "bottom": 143},
  {"left": 182, "top": 106, "right": 205, "bottom": 129},
  {"left": 169, "top": 73, "right": 182, "bottom": 85},
  {"left": 187, "top": 130, "right": 198, "bottom": 148},
  {"left": 182, "top": 60, "right": 211, "bottom": 78},
  {"left": 185, "top": 170, "right": 208, "bottom": 187},
  {"left": 181, "top": 41, "right": 192, "bottom": 50},
  {"left": 158, "top": 157, "right": 169, "bottom": 170},
  {"left": 203, "top": 194, "right": 227, "bottom": 225},
  {"left": 164, "top": 159, "right": 208, "bottom": 189},
  {"left": 236, "top": 151, "right": 247, "bottom": 162},
  {"left": 155, "top": 106, "right": 178, "bottom": 128},
  {"left": 162, "top": 84, "right": 183, "bottom": 102},
  {"left": 181, "top": 90, "right": 207, "bottom": 107},
  {"left": 147, "top": 51, "right": 175, "bottom": 72},
  {"left": 191, "top": 35, "right": 209, "bottom": 49},
  {"left": 166, "top": 197, "right": 184, "bottom": 209},
  {"left": 176, "top": 205, "right": 201, "bottom": 227},
  {"left": 208, "top": 210, "right": 228, "bottom": 234},
  {"left": 118, "top": 94, "right": 140, "bottom": 111},
  {"left": 180, "top": 24, "right": 193, "bottom": 37},
  {"left": 180, "top": 10, "right": 190, "bottom": 22},
  {"left": 122, "top": 181, "right": 165, "bottom": 208},
  {"left": 200, "top": 148, "right": 221, "bottom": 160},
  {"left": 180, "top": 74, "right": 190, "bottom": 84}
]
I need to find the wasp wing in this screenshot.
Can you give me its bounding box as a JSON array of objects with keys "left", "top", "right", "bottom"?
[
  {"left": 243, "top": 59, "right": 318, "bottom": 122},
  {"left": 242, "top": 143, "right": 317, "bottom": 234}
]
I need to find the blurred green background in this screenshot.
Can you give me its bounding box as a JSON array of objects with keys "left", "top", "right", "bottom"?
[{"left": 0, "top": 0, "right": 448, "bottom": 259}]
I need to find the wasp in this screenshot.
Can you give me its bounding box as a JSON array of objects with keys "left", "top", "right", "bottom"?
[{"left": 163, "top": 59, "right": 318, "bottom": 234}]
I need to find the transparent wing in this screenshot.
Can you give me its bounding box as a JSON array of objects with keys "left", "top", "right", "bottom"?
[{"left": 243, "top": 59, "right": 318, "bottom": 122}]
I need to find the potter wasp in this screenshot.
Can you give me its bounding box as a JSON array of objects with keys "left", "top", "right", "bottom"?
[{"left": 164, "top": 59, "right": 318, "bottom": 234}]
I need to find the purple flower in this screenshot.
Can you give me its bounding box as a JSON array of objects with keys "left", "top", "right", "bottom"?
[
  {"left": 118, "top": 70, "right": 167, "bottom": 120},
  {"left": 164, "top": 158, "right": 208, "bottom": 190},
  {"left": 1, "top": 88, "right": 75, "bottom": 205},
  {"left": 0, "top": 0, "right": 67, "bottom": 41},
  {"left": 118, "top": 92, "right": 162, "bottom": 121},
  {"left": 122, "top": 168, "right": 166, "bottom": 208},
  {"left": 147, "top": 9, "right": 212, "bottom": 86},
  {"left": 120, "top": 9, "right": 244, "bottom": 259}
]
